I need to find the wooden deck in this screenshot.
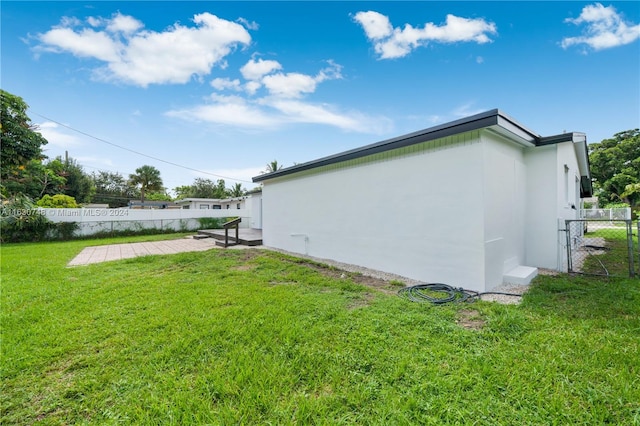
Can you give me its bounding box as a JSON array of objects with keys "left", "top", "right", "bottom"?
[{"left": 197, "top": 228, "right": 263, "bottom": 246}]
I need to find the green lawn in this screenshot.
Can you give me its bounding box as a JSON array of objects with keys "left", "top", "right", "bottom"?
[
  {"left": 580, "top": 225, "right": 638, "bottom": 276},
  {"left": 2, "top": 236, "right": 639, "bottom": 425}
]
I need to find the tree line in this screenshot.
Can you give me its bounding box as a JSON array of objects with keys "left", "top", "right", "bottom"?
[{"left": 1, "top": 90, "right": 255, "bottom": 208}]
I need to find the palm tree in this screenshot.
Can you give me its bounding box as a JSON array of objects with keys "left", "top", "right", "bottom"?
[
  {"left": 129, "top": 165, "right": 163, "bottom": 203},
  {"left": 229, "top": 182, "right": 245, "bottom": 198},
  {"left": 265, "top": 160, "right": 283, "bottom": 173}
]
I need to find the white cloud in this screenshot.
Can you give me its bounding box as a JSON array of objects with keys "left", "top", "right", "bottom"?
[
  {"left": 168, "top": 59, "right": 382, "bottom": 133},
  {"left": 561, "top": 3, "right": 640, "bottom": 51},
  {"left": 411, "top": 103, "right": 486, "bottom": 126},
  {"left": 267, "top": 99, "right": 390, "bottom": 133},
  {"left": 236, "top": 17, "right": 259, "bottom": 31},
  {"left": 353, "top": 11, "right": 497, "bottom": 59},
  {"left": 210, "top": 77, "right": 241, "bottom": 91},
  {"left": 240, "top": 58, "right": 282, "bottom": 80},
  {"left": 37, "top": 121, "right": 82, "bottom": 148},
  {"left": 352, "top": 11, "right": 393, "bottom": 40},
  {"left": 452, "top": 102, "right": 485, "bottom": 118},
  {"left": 244, "top": 81, "right": 262, "bottom": 95},
  {"left": 262, "top": 72, "right": 318, "bottom": 98},
  {"left": 38, "top": 27, "right": 122, "bottom": 62},
  {"left": 106, "top": 12, "right": 143, "bottom": 34},
  {"left": 166, "top": 94, "right": 280, "bottom": 129},
  {"left": 35, "top": 12, "right": 251, "bottom": 87}
]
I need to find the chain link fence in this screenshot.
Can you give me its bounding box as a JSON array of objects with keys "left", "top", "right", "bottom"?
[{"left": 565, "top": 219, "right": 637, "bottom": 278}]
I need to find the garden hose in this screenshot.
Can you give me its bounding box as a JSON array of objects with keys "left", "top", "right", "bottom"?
[{"left": 398, "top": 283, "right": 523, "bottom": 304}]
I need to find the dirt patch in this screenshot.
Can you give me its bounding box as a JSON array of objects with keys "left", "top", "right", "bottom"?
[
  {"left": 456, "top": 309, "right": 486, "bottom": 330},
  {"left": 346, "top": 292, "right": 376, "bottom": 310},
  {"left": 281, "top": 258, "right": 401, "bottom": 296},
  {"left": 233, "top": 264, "right": 256, "bottom": 271}
]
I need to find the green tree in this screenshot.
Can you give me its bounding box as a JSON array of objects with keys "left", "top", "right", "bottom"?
[
  {"left": 589, "top": 129, "right": 640, "bottom": 206},
  {"left": 265, "top": 160, "right": 283, "bottom": 173},
  {"left": 47, "top": 157, "right": 95, "bottom": 203},
  {"left": 91, "top": 171, "right": 139, "bottom": 207},
  {"left": 0, "top": 90, "right": 49, "bottom": 181},
  {"left": 36, "top": 194, "right": 78, "bottom": 208},
  {"left": 129, "top": 165, "right": 163, "bottom": 203},
  {"left": 2, "top": 159, "right": 66, "bottom": 199},
  {"left": 145, "top": 191, "right": 173, "bottom": 201},
  {"left": 0, "top": 194, "right": 53, "bottom": 242},
  {"left": 228, "top": 182, "right": 245, "bottom": 198},
  {"left": 173, "top": 185, "right": 193, "bottom": 200}
]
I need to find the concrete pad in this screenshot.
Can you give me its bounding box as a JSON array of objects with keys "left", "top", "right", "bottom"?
[
  {"left": 503, "top": 265, "right": 538, "bottom": 286},
  {"left": 67, "top": 237, "right": 221, "bottom": 266}
]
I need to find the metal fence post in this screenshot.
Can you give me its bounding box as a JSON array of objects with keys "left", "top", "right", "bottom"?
[
  {"left": 565, "top": 220, "right": 573, "bottom": 273},
  {"left": 627, "top": 220, "right": 635, "bottom": 278}
]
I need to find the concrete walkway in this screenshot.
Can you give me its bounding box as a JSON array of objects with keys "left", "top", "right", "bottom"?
[{"left": 67, "top": 237, "right": 247, "bottom": 266}]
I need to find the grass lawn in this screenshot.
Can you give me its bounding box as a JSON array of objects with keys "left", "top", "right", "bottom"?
[
  {"left": 2, "top": 235, "right": 639, "bottom": 425},
  {"left": 580, "top": 224, "right": 638, "bottom": 277}
]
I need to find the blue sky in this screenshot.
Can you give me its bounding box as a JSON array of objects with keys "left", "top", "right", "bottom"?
[{"left": 2, "top": 1, "right": 639, "bottom": 193}]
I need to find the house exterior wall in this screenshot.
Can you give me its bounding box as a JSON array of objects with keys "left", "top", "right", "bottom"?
[
  {"left": 480, "top": 131, "right": 527, "bottom": 289},
  {"left": 524, "top": 142, "right": 582, "bottom": 270},
  {"left": 176, "top": 198, "right": 247, "bottom": 210},
  {"left": 524, "top": 145, "right": 559, "bottom": 269},
  {"left": 257, "top": 110, "right": 590, "bottom": 287},
  {"left": 248, "top": 192, "right": 263, "bottom": 229},
  {"left": 263, "top": 131, "right": 493, "bottom": 291}
]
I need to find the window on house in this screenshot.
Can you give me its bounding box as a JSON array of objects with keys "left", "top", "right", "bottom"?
[
  {"left": 213, "top": 205, "right": 222, "bottom": 210},
  {"left": 237, "top": 203, "right": 241, "bottom": 209},
  {"left": 183, "top": 205, "right": 190, "bottom": 209},
  {"left": 226, "top": 205, "right": 230, "bottom": 209},
  {"left": 199, "top": 204, "right": 209, "bottom": 209}
]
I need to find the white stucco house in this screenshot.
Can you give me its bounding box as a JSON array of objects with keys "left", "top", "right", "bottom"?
[
  {"left": 175, "top": 193, "right": 264, "bottom": 230},
  {"left": 252, "top": 109, "right": 592, "bottom": 292},
  {"left": 175, "top": 197, "right": 247, "bottom": 210}
]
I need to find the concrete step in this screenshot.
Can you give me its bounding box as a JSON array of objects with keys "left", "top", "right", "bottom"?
[
  {"left": 215, "top": 239, "right": 238, "bottom": 248},
  {"left": 503, "top": 266, "right": 538, "bottom": 285}
]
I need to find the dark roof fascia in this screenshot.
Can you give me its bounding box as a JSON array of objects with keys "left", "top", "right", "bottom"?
[
  {"left": 538, "top": 133, "right": 577, "bottom": 146},
  {"left": 253, "top": 109, "right": 545, "bottom": 183}
]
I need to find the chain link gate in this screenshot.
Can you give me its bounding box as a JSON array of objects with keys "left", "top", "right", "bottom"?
[{"left": 565, "top": 219, "right": 637, "bottom": 278}]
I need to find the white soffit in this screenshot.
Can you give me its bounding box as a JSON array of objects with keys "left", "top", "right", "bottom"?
[{"left": 492, "top": 116, "right": 537, "bottom": 147}]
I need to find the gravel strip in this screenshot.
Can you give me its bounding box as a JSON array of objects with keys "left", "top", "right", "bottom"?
[{"left": 263, "top": 247, "right": 532, "bottom": 304}]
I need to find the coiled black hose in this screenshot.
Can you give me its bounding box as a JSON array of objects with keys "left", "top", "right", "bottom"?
[{"left": 398, "top": 283, "right": 523, "bottom": 304}]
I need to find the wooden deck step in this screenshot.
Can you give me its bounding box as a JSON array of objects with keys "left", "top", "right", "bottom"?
[{"left": 197, "top": 228, "right": 262, "bottom": 247}]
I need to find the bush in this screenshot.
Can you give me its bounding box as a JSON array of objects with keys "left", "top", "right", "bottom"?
[
  {"left": 197, "top": 217, "right": 237, "bottom": 229},
  {"left": 36, "top": 194, "right": 78, "bottom": 208},
  {"left": 1, "top": 194, "right": 54, "bottom": 242}
]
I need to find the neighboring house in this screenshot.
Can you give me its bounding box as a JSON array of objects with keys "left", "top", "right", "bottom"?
[
  {"left": 128, "top": 200, "right": 179, "bottom": 209},
  {"left": 252, "top": 109, "right": 592, "bottom": 292},
  {"left": 175, "top": 197, "right": 247, "bottom": 210}
]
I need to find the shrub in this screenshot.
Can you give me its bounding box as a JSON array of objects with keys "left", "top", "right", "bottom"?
[
  {"left": 197, "top": 217, "right": 237, "bottom": 229},
  {"left": 36, "top": 194, "right": 79, "bottom": 208},
  {"left": 0, "top": 194, "right": 54, "bottom": 242}
]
